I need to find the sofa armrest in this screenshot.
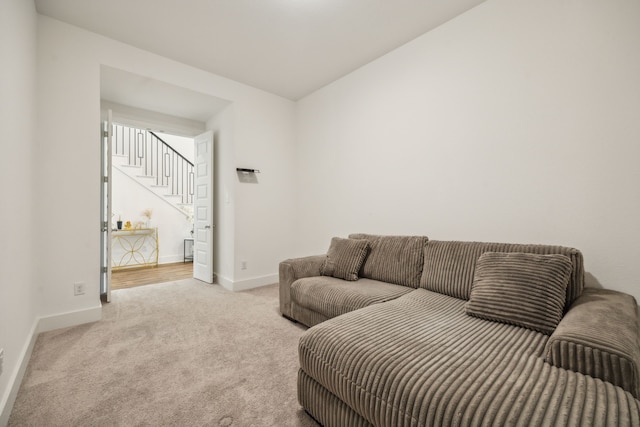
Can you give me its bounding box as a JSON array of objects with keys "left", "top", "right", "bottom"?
[
  {"left": 279, "top": 255, "right": 326, "bottom": 318},
  {"left": 543, "top": 288, "right": 640, "bottom": 397}
]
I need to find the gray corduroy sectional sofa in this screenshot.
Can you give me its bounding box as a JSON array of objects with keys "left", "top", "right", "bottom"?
[{"left": 279, "top": 234, "right": 640, "bottom": 426}]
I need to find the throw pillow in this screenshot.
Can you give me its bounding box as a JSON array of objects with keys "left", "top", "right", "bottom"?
[
  {"left": 465, "top": 252, "right": 572, "bottom": 335},
  {"left": 321, "top": 237, "right": 370, "bottom": 281}
]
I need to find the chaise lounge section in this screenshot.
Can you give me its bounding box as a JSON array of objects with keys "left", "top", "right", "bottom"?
[{"left": 280, "top": 234, "right": 640, "bottom": 426}]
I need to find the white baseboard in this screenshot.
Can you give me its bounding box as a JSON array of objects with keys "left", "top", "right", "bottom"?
[
  {"left": 215, "top": 274, "right": 233, "bottom": 291},
  {"left": 231, "top": 274, "right": 279, "bottom": 291},
  {"left": 37, "top": 305, "right": 102, "bottom": 334},
  {"left": 158, "top": 255, "right": 188, "bottom": 265},
  {"left": 0, "top": 319, "right": 38, "bottom": 427},
  {"left": 0, "top": 305, "right": 102, "bottom": 425},
  {"left": 214, "top": 273, "right": 278, "bottom": 292}
]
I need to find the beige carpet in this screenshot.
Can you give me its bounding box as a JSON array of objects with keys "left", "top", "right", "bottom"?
[{"left": 9, "top": 280, "right": 318, "bottom": 426}]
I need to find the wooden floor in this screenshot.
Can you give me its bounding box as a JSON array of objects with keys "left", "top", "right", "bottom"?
[{"left": 111, "top": 262, "right": 193, "bottom": 290}]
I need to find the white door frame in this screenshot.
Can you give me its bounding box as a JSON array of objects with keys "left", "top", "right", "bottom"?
[{"left": 100, "top": 110, "right": 113, "bottom": 302}]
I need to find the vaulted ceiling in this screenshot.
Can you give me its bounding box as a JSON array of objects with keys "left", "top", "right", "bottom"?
[{"left": 35, "top": 0, "right": 486, "bottom": 100}]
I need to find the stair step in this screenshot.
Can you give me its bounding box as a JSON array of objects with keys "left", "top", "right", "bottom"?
[
  {"left": 121, "top": 164, "right": 142, "bottom": 169},
  {"left": 164, "top": 194, "right": 182, "bottom": 198},
  {"left": 136, "top": 175, "right": 155, "bottom": 179},
  {"left": 151, "top": 185, "right": 169, "bottom": 189}
]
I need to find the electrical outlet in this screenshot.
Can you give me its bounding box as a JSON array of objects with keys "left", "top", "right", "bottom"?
[
  {"left": 241, "top": 261, "right": 247, "bottom": 270},
  {"left": 74, "top": 282, "right": 85, "bottom": 296},
  {"left": 0, "top": 348, "right": 4, "bottom": 377}
]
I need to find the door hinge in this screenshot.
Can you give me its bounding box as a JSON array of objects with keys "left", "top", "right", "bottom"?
[
  {"left": 102, "top": 267, "right": 108, "bottom": 273},
  {"left": 102, "top": 176, "right": 108, "bottom": 183},
  {"left": 102, "top": 130, "right": 109, "bottom": 138},
  {"left": 102, "top": 221, "right": 108, "bottom": 231}
]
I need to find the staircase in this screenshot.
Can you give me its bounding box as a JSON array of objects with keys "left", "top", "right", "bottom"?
[{"left": 111, "top": 124, "right": 194, "bottom": 218}]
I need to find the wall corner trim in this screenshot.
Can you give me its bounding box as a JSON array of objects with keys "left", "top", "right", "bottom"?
[{"left": 216, "top": 274, "right": 234, "bottom": 291}]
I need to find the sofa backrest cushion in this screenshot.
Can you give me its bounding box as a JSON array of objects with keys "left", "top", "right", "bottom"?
[
  {"left": 349, "top": 234, "right": 428, "bottom": 288},
  {"left": 420, "top": 240, "right": 584, "bottom": 311}
]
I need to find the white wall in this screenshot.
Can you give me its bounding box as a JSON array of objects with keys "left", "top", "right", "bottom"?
[
  {"left": 102, "top": 100, "right": 207, "bottom": 138},
  {"left": 36, "top": 15, "right": 297, "bottom": 319},
  {"left": 296, "top": 0, "right": 640, "bottom": 300},
  {"left": 0, "top": 1, "right": 39, "bottom": 422},
  {"left": 233, "top": 96, "right": 297, "bottom": 289},
  {"left": 156, "top": 132, "right": 194, "bottom": 164},
  {"left": 112, "top": 167, "right": 193, "bottom": 264}
]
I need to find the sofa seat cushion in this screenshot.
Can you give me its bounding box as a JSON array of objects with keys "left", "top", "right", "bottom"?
[
  {"left": 299, "top": 289, "right": 640, "bottom": 426},
  {"left": 290, "top": 276, "right": 414, "bottom": 322}
]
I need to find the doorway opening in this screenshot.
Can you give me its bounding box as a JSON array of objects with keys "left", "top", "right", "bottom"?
[{"left": 109, "top": 123, "right": 196, "bottom": 290}]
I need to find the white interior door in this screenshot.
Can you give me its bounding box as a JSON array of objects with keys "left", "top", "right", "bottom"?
[
  {"left": 193, "top": 131, "right": 214, "bottom": 283},
  {"left": 100, "top": 110, "right": 113, "bottom": 302}
]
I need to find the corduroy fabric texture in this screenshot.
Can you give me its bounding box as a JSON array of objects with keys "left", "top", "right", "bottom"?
[
  {"left": 465, "top": 252, "right": 572, "bottom": 335},
  {"left": 420, "top": 240, "right": 584, "bottom": 311},
  {"left": 291, "top": 276, "right": 414, "bottom": 327},
  {"left": 349, "top": 234, "right": 427, "bottom": 288},
  {"left": 298, "top": 289, "right": 640, "bottom": 427},
  {"left": 279, "top": 255, "right": 326, "bottom": 317},
  {"left": 321, "top": 237, "right": 370, "bottom": 281},
  {"left": 290, "top": 303, "right": 330, "bottom": 328},
  {"left": 298, "top": 370, "right": 373, "bottom": 427},
  {"left": 544, "top": 288, "right": 640, "bottom": 397}
]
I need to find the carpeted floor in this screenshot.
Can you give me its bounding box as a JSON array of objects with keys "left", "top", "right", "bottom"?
[{"left": 8, "top": 280, "right": 319, "bottom": 426}]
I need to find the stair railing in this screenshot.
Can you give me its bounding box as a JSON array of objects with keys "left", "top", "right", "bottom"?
[{"left": 111, "top": 124, "right": 194, "bottom": 205}]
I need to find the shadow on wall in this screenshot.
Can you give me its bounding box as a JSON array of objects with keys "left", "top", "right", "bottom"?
[
  {"left": 584, "top": 272, "right": 603, "bottom": 289},
  {"left": 237, "top": 170, "right": 259, "bottom": 184}
]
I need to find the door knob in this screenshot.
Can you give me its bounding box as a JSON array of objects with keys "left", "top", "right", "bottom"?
[{"left": 205, "top": 225, "right": 211, "bottom": 229}]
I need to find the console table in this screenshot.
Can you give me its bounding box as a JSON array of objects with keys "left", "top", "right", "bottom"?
[{"left": 112, "top": 228, "right": 159, "bottom": 270}]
